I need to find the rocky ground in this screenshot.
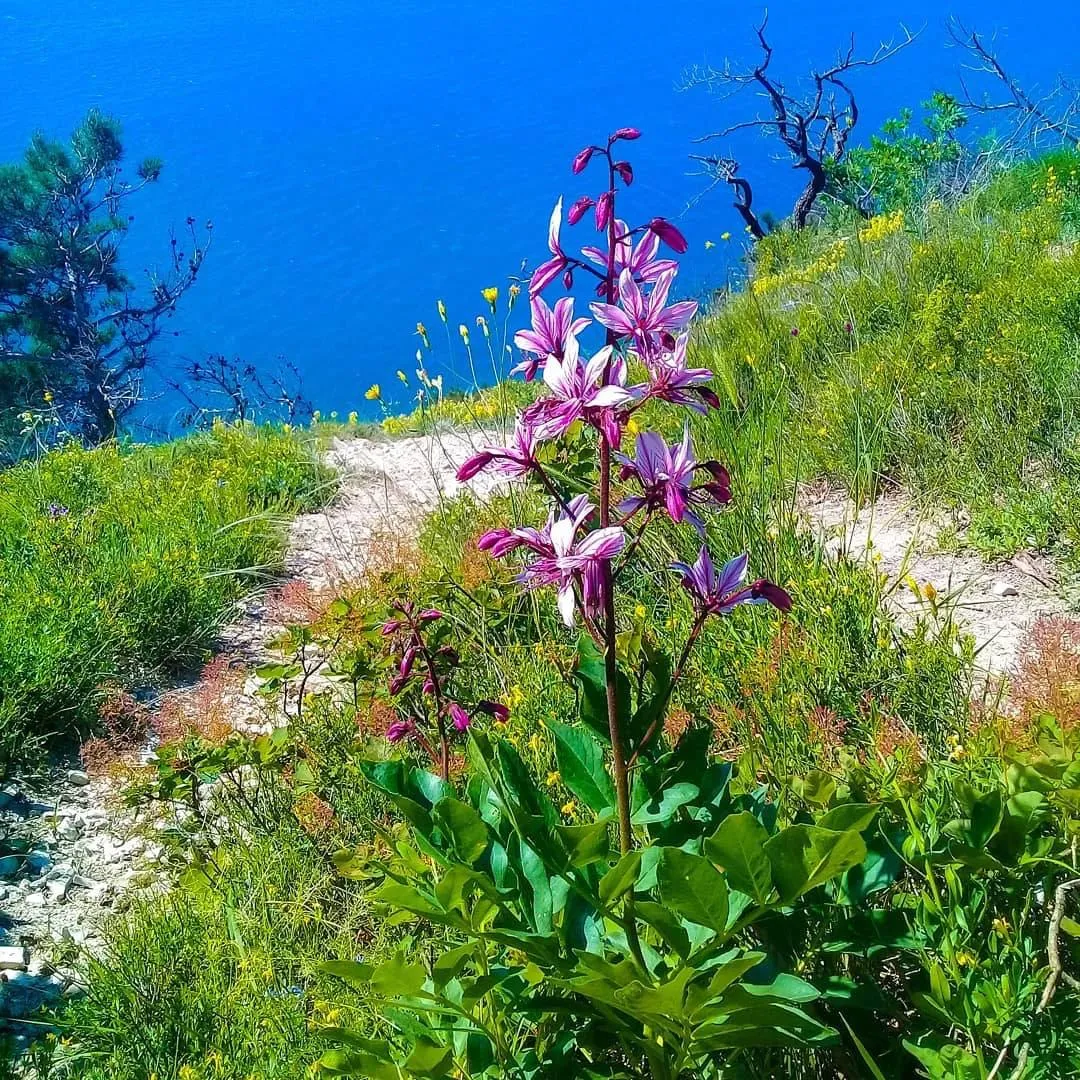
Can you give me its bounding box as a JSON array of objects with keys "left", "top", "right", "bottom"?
[{"left": 0, "top": 427, "right": 1074, "bottom": 1044}]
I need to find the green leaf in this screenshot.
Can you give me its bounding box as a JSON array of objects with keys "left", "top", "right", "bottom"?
[
  {"left": 432, "top": 798, "right": 489, "bottom": 864},
  {"left": 405, "top": 1040, "right": 453, "bottom": 1078},
  {"left": 790, "top": 770, "right": 837, "bottom": 806},
  {"left": 705, "top": 811, "right": 774, "bottom": 904},
  {"left": 817, "top": 803, "right": 878, "bottom": 834},
  {"left": 370, "top": 954, "right": 427, "bottom": 996},
  {"left": 556, "top": 820, "right": 610, "bottom": 867},
  {"left": 764, "top": 825, "right": 867, "bottom": 902},
  {"left": 634, "top": 900, "right": 691, "bottom": 958},
  {"left": 321, "top": 960, "right": 374, "bottom": 989},
  {"left": 599, "top": 850, "right": 642, "bottom": 906},
  {"left": 631, "top": 781, "right": 699, "bottom": 825},
  {"left": 546, "top": 717, "right": 616, "bottom": 814},
  {"left": 318, "top": 1048, "right": 401, "bottom": 1078},
  {"left": 656, "top": 847, "right": 729, "bottom": 932}
]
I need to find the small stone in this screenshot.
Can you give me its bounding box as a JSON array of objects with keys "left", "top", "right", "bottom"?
[
  {"left": 22, "top": 893, "right": 46, "bottom": 908},
  {"left": 56, "top": 817, "right": 82, "bottom": 841},
  {"left": 45, "top": 879, "right": 70, "bottom": 902},
  {"left": 992, "top": 580, "right": 1020, "bottom": 598},
  {"left": 66, "top": 770, "right": 90, "bottom": 787},
  {"left": 0, "top": 947, "right": 28, "bottom": 971}
]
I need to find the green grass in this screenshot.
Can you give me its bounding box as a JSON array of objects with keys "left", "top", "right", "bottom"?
[
  {"left": 19, "top": 150, "right": 1080, "bottom": 1079},
  {"left": 685, "top": 150, "right": 1080, "bottom": 568},
  {"left": 0, "top": 423, "right": 332, "bottom": 769}
]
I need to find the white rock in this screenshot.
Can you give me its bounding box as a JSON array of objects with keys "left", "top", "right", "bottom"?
[
  {"left": 23, "top": 893, "right": 46, "bottom": 908},
  {"left": 56, "top": 817, "right": 82, "bottom": 841},
  {"left": 45, "top": 879, "right": 69, "bottom": 902},
  {"left": 0, "top": 947, "right": 28, "bottom": 971},
  {"left": 992, "top": 580, "right": 1020, "bottom": 598},
  {"left": 66, "top": 770, "right": 90, "bottom": 787}
]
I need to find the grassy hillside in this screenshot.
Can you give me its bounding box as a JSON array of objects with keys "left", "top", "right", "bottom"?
[
  {"left": 14, "top": 152, "right": 1080, "bottom": 1078},
  {"left": 0, "top": 424, "right": 331, "bottom": 769}
]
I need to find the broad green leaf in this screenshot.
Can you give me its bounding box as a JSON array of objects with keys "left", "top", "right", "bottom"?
[
  {"left": 318, "top": 1049, "right": 401, "bottom": 1078},
  {"left": 405, "top": 1040, "right": 453, "bottom": 1077},
  {"left": 432, "top": 797, "right": 489, "bottom": 864},
  {"left": 790, "top": 770, "right": 837, "bottom": 806},
  {"left": 817, "top": 803, "right": 878, "bottom": 833},
  {"left": 370, "top": 954, "right": 427, "bottom": 997},
  {"left": 599, "top": 849, "right": 642, "bottom": 906},
  {"left": 546, "top": 717, "right": 616, "bottom": 814},
  {"left": 631, "top": 781, "right": 699, "bottom": 825},
  {"left": 634, "top": 900, "right": 691, "bottom": 958},
  {"left": 656, "top": 847, "right": 729, "bottom": 932},
  {"left": 705, "top": 811, "right": 773, "bottom": 904},
  {"left": 556, "top": 820, "right": 610, "bottom": 867},
  {"left": 764, "top": 825, "right": 867, "bottom": 902}
]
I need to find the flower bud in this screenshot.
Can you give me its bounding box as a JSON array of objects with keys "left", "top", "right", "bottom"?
[
  {"left": 595, "top": 191, "right": 612, "bottom": 231},
  {"left": 386, "top": 719, "right": 415, "bottom": 742},
  {"left": 380, "top": 619, "right": 402, "bottom": 636},
  {"left": 562, "top": 268, "right": 574, "bottom": 289},
  {"left": 419, "top": 609, "right": 443, "bottom": 622},
  {"left": 614, "top": 161, "right": 633, "bottom": 186},
  {"left": 751, "top": 579, "right": 793, "bottom": 612},
  {"left": 567, "top": 196, "right": 594, "bottom": 225},
  {"left": 572, "top": 146, "right": 595, "bottom": 174},
  {"left": 388, "top": 674, "right": 406, "bottom": 696},
  {"left": 610, "top": 127, "right": 642, "bottom": 142},
  {"left": 695, "top": 387, "right": 722, "bottom": 410},
  {"left": 476, "top": 700, "right": 510, "bottom": 723},
  {"left": 648, "top": 217, "right": 688, "bottom": 254},
  {"left": 400, "top": 645, "right": 419, "bottom": 679}
]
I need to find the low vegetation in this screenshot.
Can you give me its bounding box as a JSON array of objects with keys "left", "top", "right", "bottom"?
[
  {"left": 0, "top": 424, "right": 331, "bottom": 769},
  {"left": 5, "top": 129, "right": 1080, "bottom": 1079}
]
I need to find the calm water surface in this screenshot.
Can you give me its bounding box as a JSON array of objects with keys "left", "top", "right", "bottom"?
[{"left": 0, "top": 1, "right": 1074, "bottom": 422}]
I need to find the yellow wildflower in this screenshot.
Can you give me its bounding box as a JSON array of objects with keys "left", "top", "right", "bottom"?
[
  {"left": 458, "top": 323, "right": 470, "bottom": 344},
  {"left": 437, "top": 299, "right": 447, "bottom": 323},
  {"left": 365, "top": 384, "right": 381, "bottom": 401},
  {"left": 704, "top": 240, "right": 715, "bottom": 249},
  {"left": 347, "top": 411, "right": 358, "bottom": 425},
  {"left": 396, "top": 369, "right": 408, "bottom": 384},
  {"left": 482, "top": 286, "right": 499, "bottom": 311},
  {"left": 416, "top": 321, "right": 430, "bottom": 348},
  {"left": 955, "top": 950, "right": 978, "bottom": 968},
  {"left": 560, "top": 799, "right": 577, "bottom": 816},
  {"left": 992, "top": 917, "right": 1011, "bottom": 936},
  {"left": 546, "top": 771, "right": 560, "bottom": 787},
  {"left": 43, "top": 389, "right": 53, "bottom": 403},
  {"left": 721, "top": 231, "right": 731, "bottom": 241}
]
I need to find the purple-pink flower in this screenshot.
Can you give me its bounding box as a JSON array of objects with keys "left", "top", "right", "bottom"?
[
  {"left": 530, "top": 198, "right": 569, "bottom": 296},
  {"left": 590, "top": 269, "right": 697, "bottom": 356},
  {"left": 617, "top": 427, "right": 731, "bottom": 534},
  {"left": 671, "top": 549, "right": 792, "bottom": 616},
  {"left": 457, "top": 416, "right": 543, "bottom": 481},
  {"left": 639, "top": 332, "right": 716, "bottom": 412},
  {"left": 386, "top": 718, "right": 416, "bottom": 742},
  {"left": 526, "top": 332, "right": 634, "bottom": 447},
  {"left": 581, "top": 220, "right": 676, "bottom": 285},
  {"left": 449, "top": 702, "right": 471, "bottom": 732},
  {"left": 481, "top": 496, "right": 625, "bottom": 627},
  {"left": 511, "top": 295, "right": 590, "bottom": 381}
]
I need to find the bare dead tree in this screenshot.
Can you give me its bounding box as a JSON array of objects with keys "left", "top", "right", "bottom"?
[
  {"left": 949, "top": 18, "right": 1080, "bottom": 149},
  {"left": 167, "top": 354, "right": 313, "bottom": 428},
  {"left": 681, "top": 13, "right": 917, "bottom": 232}
]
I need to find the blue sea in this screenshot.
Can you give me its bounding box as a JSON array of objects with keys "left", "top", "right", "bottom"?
[{"left": 0, "top": 1, "right": 1073, "bottom": 425}]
